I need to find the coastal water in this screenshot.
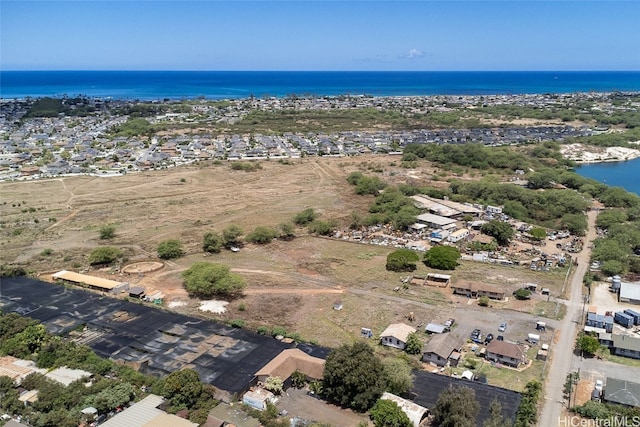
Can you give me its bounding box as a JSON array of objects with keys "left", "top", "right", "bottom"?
[
  {"left": 2, "top": 71, "right": 640, "bottom": 100},
  {"left": 575, "top": 157, "right": 640, "bottom": 196}
]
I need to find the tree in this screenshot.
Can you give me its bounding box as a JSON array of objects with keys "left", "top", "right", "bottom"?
[
  {"left": 307, "top": 219, "right": 337, "bottom": 236},
  {"left": 433, "top": 385, "right": 480, "bottom": 427},
  {"left": 596, "top": 209, "right": 628, "bottom": 230},
  {"left": 386, "top": 249, "right": 420, "bottom": 272},
  {"left": 478, "top": 296, "right": 490, "bottom": 307},
  {"left": 404, "top": 332, "right": 423, "bottom": 355},
  {"left": 246, "top": 226, "right": 277, "bottom": 244},
  {"left": 484, "top": 398, "right": 509, "bottom": 427},
  {"left": 84, "top": 382, "right": 136, "bottom": 413},
  {"left": 382, "top": 357, "right": 413, "bottom": 395},
  {"left": 560, "top": 213, "right": 588, "bottom": 236},
  {"left": 515, "top": 380, "right": 541, "bottom": 426},
  {"left": 182, "top": 262, "right": 246, "bottom": 298},
  {"left": 423, "top": 246, "right": 461, "bottom": 270},
  {"left": 576, "top": 334, "right": 600, "bottom": 355},
  {"left": 293, "top": 208, "right": 317, "bottom": 226},
  {"left": 278, "top": 222, "right": 295, "bottom": 240},
  {"left": 88, "top": 246, "right": 122, "bottom": 265},
  {"left": 369, "top": 399, "right": 412, "bottom": 427},
  {"left": 157, "top": 239, "right": 184, "bottom": 259},
  {"left": 481, "top": 220, "right": 514, "bottom": 246},
  {"left": 222, "top": 224, "right": 243, "bottom": 248},
  {"left": 99, "top": 224, "right": 116, "bottom": 240},
  {"left": 0, "top": 324, "right": 47, "bottom": 358},
  {"left": 514, "top": 288, "right": 532, "bottom": 300},
  {"left": 354, "top": 176, "right": 387, "bottom": 196},
  {"left": 264, "top": 376, "right": 283, "bottom": 395},
  {"left": 203, "top": 231, "right": 224, "bottom": 253},
  {"left": 162, "top": 369, "right": 203, "bottom": 411},
  {"left": 290, "top": 369, "right": 307, "bottom": 388},
  {"left": 528, "top": 227, "right": 547, "bottom": 242},
  {"left": 323, "top": 341, "right": 386, "bottom": 411},
  {"left": 600, "top": 260, "right": 624, "bottom": 276}
]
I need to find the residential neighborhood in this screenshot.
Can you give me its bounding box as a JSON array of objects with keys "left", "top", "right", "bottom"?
[{"left": 0, "top": 92, "right": 615, "bottom": 182}]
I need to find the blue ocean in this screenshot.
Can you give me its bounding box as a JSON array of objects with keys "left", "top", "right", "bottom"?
[{"left": 2, "top": 71, "right": 640, "bottom": 100}]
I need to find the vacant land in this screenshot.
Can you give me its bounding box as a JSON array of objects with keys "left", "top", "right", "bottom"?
[{"left": 1, "top": 156, "right": 568, "bottom": 352}]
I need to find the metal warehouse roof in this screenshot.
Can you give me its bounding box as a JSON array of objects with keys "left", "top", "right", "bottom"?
[{"left": 100, "top": 394, "right": 197, "bottom": 427}]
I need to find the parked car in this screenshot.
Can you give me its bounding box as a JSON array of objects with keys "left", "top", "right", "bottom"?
[
  {"left": 444, "top": 318, "right": 456, "bottom": 330},
  {"left": 471, "top": 329, "right": 483, "bottom": 343},
  {"left": 595, "top": 380, "right": 604, "bottom": 393},
  {"left": 498, "top": 322, "right": 507, "bottom": 332},
  {"left": 497, "top": 335, "right": 504, "bottom": 341},
  {"left": 485, "top": 333, "right": 494, "bottom": 344}
]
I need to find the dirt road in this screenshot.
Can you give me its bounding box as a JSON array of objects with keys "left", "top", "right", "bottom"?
[{"left": 538, "top": 208, "right": 598, "bottom": 426}]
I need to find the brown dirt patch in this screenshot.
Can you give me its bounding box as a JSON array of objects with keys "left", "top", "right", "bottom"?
[
  {"left": 0, "top": 155, "right": 569, "bottom": 347},
  {"left": 574, "top": 379, "right": 594, "bottom": 407},
  {"left": 121, "top": 261, "right": 164, "bottom": 274}
]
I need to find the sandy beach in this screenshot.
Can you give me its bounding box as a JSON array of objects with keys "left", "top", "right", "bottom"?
[{"left": 560, "top": 142, "right": 640, "bottom": 164}]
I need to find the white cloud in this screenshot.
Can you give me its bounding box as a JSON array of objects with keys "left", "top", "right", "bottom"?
[{"left": 406, "top": 48, "right": 424, "bottom": 59}]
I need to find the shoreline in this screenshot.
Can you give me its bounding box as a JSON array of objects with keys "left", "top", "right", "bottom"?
[{"left": 560, "top": 143, "right": 640, "bottom": 165}]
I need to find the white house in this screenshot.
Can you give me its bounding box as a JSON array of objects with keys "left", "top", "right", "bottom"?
[
  {"left": 447, "top": 228, "right": 470, "bottom": 243},
  {"left": 380, "top": 323, "right": 416, "bottom": 350}
]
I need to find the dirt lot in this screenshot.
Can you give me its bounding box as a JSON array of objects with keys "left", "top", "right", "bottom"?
[
  {"left": 1, "top": 156, "right": 570, "bottom": 350},
  {"left": 276, "top": 387, "right": 368, "bottom": 426}
]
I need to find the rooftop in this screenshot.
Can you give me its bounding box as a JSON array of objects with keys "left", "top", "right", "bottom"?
[
  {"left": 52, "top": 270, "right": 125, "bottom": 290},
  {"left": 380, "top": 323, "right": 417, "bottom": 343},
  {"left": 100, "top": 394, "right": 197, "bottom": 427},
  {"left": 604, "top": 377, "right": 640, "bottom": 408}
]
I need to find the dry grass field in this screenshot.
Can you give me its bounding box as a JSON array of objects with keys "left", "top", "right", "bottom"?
[{"left": 1, "top": 156, "right": 567, "bottom": 347}]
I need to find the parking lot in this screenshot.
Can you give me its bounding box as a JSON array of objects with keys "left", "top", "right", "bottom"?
[{"left": 439, "top": 297, "right": 558, "bottom": 348}]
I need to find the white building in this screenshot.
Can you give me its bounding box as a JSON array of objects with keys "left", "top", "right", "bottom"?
[
  {"left": 448, "top": 228, "right": 470, "bottom": 243},
  {"left": 380, "top": 323, "right": 417, "bottom": 350}
]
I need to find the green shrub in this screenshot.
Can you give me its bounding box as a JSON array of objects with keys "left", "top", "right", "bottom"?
[{"left": 157, "top": 239, "right": 184, "bottom": 259}]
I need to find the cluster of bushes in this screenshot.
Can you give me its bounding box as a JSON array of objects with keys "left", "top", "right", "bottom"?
[
  {"left": 255, "top": 325, "right": 302, "bottom": 342},
  {"left": 230, "top": 161, "right": 263, "bottom": 172},
  {"left": 109, "top": 117, "right": 164, "bottom": 137},
  {"left": 590, "top": 208, "right": 640, "bottom": 275},
  {"left": 448, "top": 181, "right": 589, "bottom": 234},
  {"left": 403, "top": 142, "right": 538, "bottom": 172},
  {"left": 293, "top": 207, "right": 338, "bottom": 236},
  {"left": 25, "top": 97, "right": 98, "bottom": 118},
  {"left": 572, "top": 400, "right": 640, "bottom": 422}
]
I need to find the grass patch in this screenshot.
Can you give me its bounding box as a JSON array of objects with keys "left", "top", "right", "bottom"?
[
  {"left": 531, "top": 301, "right": 567, "bottom": 320},
  {"left": 459, "top": 346, "right": 545, "bottom": 392},
  {"left": 598, "top": 350, "right": 640, "bottom": 368}
]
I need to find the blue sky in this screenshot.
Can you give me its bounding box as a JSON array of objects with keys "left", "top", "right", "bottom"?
[{"left": 1, "top": 1, "right": 639, "bottom": 71}]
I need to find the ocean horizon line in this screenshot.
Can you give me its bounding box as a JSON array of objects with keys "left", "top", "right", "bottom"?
[
  {"left": 3, "top": 69, "right": 640, "bottom": 73},
  {"left": 3, "top": 70, "right": 640, "bottom": 101}
]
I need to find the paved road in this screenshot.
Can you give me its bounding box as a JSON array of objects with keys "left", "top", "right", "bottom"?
[{"left": 538, "top": 209, "right": 599, "bottom": 427}]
